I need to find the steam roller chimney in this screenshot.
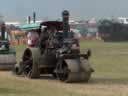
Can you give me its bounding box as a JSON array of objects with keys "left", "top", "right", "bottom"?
[
  {"left": 27, "top": 16, "right": 31, "bottom": 24},
  {"left": 62, "top": 10, "right": 70, "bottom": 38},
  {"left": 33, "top": 12, "right": 36, "bottom": 23}
]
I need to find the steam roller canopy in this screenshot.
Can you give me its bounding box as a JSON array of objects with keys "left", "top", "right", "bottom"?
[{"left": 56, "top": 57, "right": 92, "bottom": 83}]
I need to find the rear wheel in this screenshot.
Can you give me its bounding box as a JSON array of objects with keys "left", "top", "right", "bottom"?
[{"left": 22, "top": 48, "right": 40, "bottom": 78}]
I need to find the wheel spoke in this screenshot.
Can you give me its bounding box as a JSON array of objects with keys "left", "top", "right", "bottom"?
[
  {"left": 56, "top": 61, "right": 69, "bottom": 81},
  {"left": 22, "top": 57, "right": 33, "bottom": 76}
]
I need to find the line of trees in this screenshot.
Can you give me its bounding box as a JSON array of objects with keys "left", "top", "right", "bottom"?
[{"left": 98, "top": 19, "right": 128, "bottom": 41}]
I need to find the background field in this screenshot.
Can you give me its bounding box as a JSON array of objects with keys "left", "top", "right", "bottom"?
[{"left": 1, "top": 41, "right": 128, "bottom": 96}]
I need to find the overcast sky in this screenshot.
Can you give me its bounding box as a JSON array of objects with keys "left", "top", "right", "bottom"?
[{"left": 0, "top": 0, "right": 128, "bottom": 21}]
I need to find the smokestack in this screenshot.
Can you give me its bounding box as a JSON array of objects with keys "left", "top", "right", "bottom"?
[
  {"left": 1, "top": 23, "right": 5, "bottom": 40},
  {"left": 33, "top": 12, "right": 36, "bottom": 23},
  {"left": 27, "top": 16, "right": 31, "bottom": 24},
  {"left": 62, "top": 10, "right": 70, "bottom": 38}
]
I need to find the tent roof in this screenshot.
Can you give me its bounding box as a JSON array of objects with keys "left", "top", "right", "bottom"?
[{"left": 19, "top": 23, "right": 40, "bottom": 31}]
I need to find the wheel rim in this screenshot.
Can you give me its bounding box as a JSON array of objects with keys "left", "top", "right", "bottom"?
[
  {"left": 22, "top": 49, "right": 33, "bottom": 77},
  {"left": 56, "top": 61, "right": 69, "bottom": 81},
  {"left": 23, "top": 57, "right": 33, "bottom": 76}
]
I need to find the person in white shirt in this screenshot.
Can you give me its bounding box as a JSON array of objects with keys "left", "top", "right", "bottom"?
[{"left": 27, "top": 30, "right": 39, "bottom": 47}]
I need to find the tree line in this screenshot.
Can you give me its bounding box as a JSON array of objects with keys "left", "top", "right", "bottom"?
[{"left": 98, "top": 19, "right": 128, "bottom": 41}]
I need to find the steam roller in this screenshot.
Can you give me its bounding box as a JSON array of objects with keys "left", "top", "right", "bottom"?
[
  {"left": 14, "top": 10, "right": 94, "bottom": 83},
  {"left": 0, "top": 21, "right": 16, "bottom": 70}
]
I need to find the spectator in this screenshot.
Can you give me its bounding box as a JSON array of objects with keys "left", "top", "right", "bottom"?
[{"left": 27, "top": 30, "right": 39, "bottom": 47}]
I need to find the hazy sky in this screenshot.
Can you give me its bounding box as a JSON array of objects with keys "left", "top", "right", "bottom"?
[{"left": 0, "top": 0, "right": 128, "bottom": 21}]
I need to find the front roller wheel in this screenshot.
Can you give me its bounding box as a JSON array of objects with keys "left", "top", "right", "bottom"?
[{"left": 56, "top": 58, "right": 93, "bottom": 83}]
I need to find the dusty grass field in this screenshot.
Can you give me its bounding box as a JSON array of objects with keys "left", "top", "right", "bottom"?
[{"left": 1, "top": 41, "right": 128, "bottom": 96}]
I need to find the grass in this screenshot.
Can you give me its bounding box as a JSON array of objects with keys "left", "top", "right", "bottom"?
[{"left": 1, "top": 41, "right": 128, "bottom": 96}]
